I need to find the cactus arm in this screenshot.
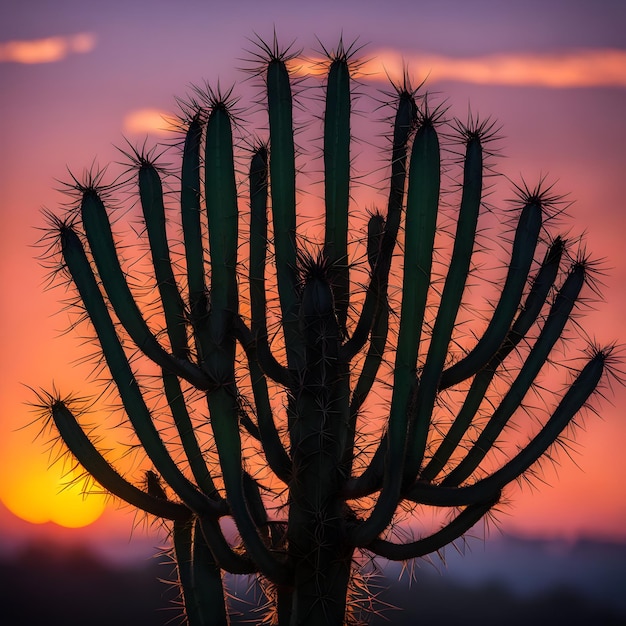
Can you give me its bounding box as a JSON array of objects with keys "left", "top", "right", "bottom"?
[
  {"left": 323, "top": 55, "right": 351, "bottom": 333},
  {"left": 473, "top": 348, "right": 607, "bottom": 490},
  {"left": 440, "top": 198, "right": 543, "bottom": 389},
  {"left": 242, "top": 471, "right": 271, "bottom": 543},
  {"left": 80, "top": 190, "right": 210, "bottom": 389},
  {"left": 342, "top": 90, "right": 416, "bottom": 360},
  {"left": 345, "top": 296, "right": 389, "bottom": 474},
  {"left": 341, "top": 109, "right": 440, "bottom": 495},
  {"left": 204, "top": 104, "right": 238, "bottom": 363},
  {"left": 409, "top": 347, "right": 607, "bottom": 509},
  {"left": 403, "top": 130, "right": 483, "bottom": 482},
  {"left": 234, "top": 316, "right": 291, "bottom": 386},
  {"left": 202, "top": 102, "right": 289, "bottom": 583},
  {"left": 172, "top": 520, "right": 201, "bottom": 625},
  {"left": 237, "top": 403, "right": 262, "bottom": 441},
  {"left": 351, "top": 119, "right": 441, "bottom": 546},
  {"left": 180, "top": 112, "right": 209, "bottom": 326},
  {"left": 349, "top": 214, "right": 390, "bottom": 419},
  {"left": 385, "top": 88, "right": 418, "bottom": 247},
  {"left": 247, "top": 357, "right": 292, "bottom": 482},
  {"left": 248, "top": 144, "right": 290, "bottom": 386},
  {"left": 266, "top": 57, "right": 303, "bottom": 370},
  {"left": 138, "top": 161, "right": 189, "bottom": 358},
  {"left": 364, "top": 495, "right": 499, "bottom": 560},
  {"left": 197, "top": 516, "right": 258, "bottom": 574},
  {"left": 190, "top": 518, "right": 229, "bottom": 626},
  {"left": 162, "top": 370, "right": 221, "bottom": 498},
  {"left": 341, "top": 214, "right": 389, "bottom": 489},
  {"left": 207, "top": 387, "right": 290, "bottom": 585},
  {"left": 231, "top": 318, "right": 292, "bottom": 482},
  {"left": 173, "top": 518, "right": 228, "bottom": 626},
  {"left": 249, "top": 145, "right": 270, "bottom": 341},
  {"left": 60, "top": 225, "right": 221, "bottom": 516},
  {"left": 421, "top": 236, "right": 565, "bottom": 482},
  {"left": 49, "top": 399, "right": 192, "bottom": 521},
  {"left": 173, "top": 519, "right": 229, "bottom": 626},
  {"left": 442, "top": 261, "right": 587, "bottom": 487},
  {"left": 342, "top": 443, "right": 385, "bottom": 499},
  {"left": 390, "top": 117, "right": 440, "bottom": 427}
]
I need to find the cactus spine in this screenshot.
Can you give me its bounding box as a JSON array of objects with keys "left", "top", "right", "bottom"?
[{"left": 40, "top": 38, "right": 614, "bottom": 625}]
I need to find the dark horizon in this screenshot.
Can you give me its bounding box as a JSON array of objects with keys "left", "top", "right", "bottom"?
[{"left": 2, "top": 532, "right": 625, "bottom": 626}]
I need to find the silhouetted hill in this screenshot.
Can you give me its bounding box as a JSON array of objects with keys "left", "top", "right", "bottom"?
[{"left": 1, "top": 536, "right": 625, "bottom": 625}]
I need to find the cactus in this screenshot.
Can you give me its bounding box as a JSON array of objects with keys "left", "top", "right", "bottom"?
[{"left": 37, "top": 37, "right": 615, "bottom": 625}]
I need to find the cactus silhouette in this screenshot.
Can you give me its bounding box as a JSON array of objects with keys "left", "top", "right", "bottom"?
[{"left": 38, "top": 38, "right": 615, "bottom": 625}]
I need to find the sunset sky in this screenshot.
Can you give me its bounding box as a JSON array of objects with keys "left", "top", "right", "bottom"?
[{"left": 1, "top": 0, "right": 625, "bottom": 560}]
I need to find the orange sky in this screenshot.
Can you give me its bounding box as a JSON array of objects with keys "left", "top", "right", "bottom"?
[{"left": 1, "top": 1, "right": 625, "bottom": 550}]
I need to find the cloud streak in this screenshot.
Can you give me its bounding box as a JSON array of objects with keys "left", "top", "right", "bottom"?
[
  {"left": 0, "top": 33, "right": 96, "bottom": 64},
  {"left": 296, "top": 48, "right": 626, "bottom": 88}
]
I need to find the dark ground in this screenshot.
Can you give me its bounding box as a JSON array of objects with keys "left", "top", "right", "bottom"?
[{"left": 1, "top": 540, "right": 625, "bottom": 625}]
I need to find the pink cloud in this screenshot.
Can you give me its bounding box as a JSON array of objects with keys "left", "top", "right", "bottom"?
[
  {"left": 297, "top": 48, "right": 626, "bottom": 88},
  {"left": 0, "top": 33, "right": 96, "bottom": 64}
]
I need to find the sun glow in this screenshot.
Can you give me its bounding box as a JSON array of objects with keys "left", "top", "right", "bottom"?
[{"left": 0, "top": 433, "right": 107, "bottom": 528}]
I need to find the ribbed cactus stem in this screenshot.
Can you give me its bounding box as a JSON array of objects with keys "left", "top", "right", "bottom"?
[
  {"left": 207, "top": 386, "right": 289, "bottom": 585},
  {"left": 352, "top": 118, "right": 441, "bottom": 546},
  {"left": 323, "top": 55, "right": 351, "bottom": 333},
  {"left": 162, "top": 370, "right": 220, "bottom": 498},
  {"left": 173, "top": 519, "right": 228, "bottom": 626},
  {"left": 247, "top": 144, "right": 292, "bottom": 481},
  {"left": 249, "top": 145, "right": 269, "bottom": 339},
  {"left": 385, "top": 88, "right": 418, "bottom": 243},
  {"left": 180, "top": 112, "right": 207, "bottom": 326},
  {"left": 343, "top": 89, "right": 416, "bottom": 358},
  {"left": 266, "top": 57, "right": 302, "bottom": 369},
  {"left": 404, "top": 130, "right": 483, "bottom": 481},
  {"left": 395, "top": 118, "right": 440, "bottom": 386},
  {"left": 190, "top": 519, "right": 229, "bottom": 626},
  {"left": 138, "top": 161, "right": 189, "bottom": 358},
  {"left": 204, "top": 104, "right": 238, "bottom": 375}
]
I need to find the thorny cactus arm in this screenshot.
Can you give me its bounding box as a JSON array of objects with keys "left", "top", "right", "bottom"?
[
  {"left": 79, "top": 189, "right": 209, "bottom": 389},
  {"left": 46, "top": 397, "right": 191, "bottom": 521},
  {"left": 38, "top": 36, "right": 618, "bottom": 626},
  {"left": 173, "top": 518, "right": 228, "bottom": 626},
  {"left": 439, "top": 195, "right": 543, "bottom": 390},
  {"left": 266, "top": 55, "right": 303, "bottom": 371},
  {"left": 138, "top": 160, "right": 190, "bottom": 359},
  {"left": 420, "top": 236, "right": 565, "bottom": 483},
  {"left": 58, "top": 223, "right": 221, "bottom": 517},
  {"left": 323, "top": 53, "right": 351, "bottom": 334}
]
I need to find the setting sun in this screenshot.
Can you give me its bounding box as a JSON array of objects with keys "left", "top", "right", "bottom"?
[{"left": 0, "top": 430, "right": 107, "bottom": 528}]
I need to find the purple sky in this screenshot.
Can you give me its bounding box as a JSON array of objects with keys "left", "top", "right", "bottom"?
[{"left": 1, "top": 0, "right": 625, "bottom": 548}]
